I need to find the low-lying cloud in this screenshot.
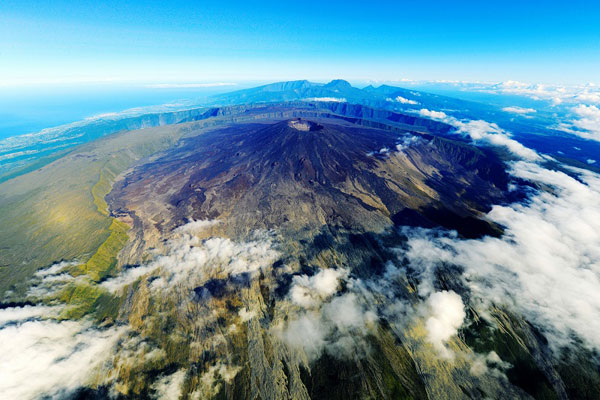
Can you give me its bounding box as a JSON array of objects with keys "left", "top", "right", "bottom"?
[
  {"left": 278, "top": 268, "right": 377, "bottom": 360},
  {"left": 418, "top": 108, "right": 448, "bottom": 120},
  {"left": 0, "top": 305, "right": 125, "bottom": 399},
  {"left": 478, "top": 81, "right": 600, "bottom": 106},
  {"left": 289, "top": 268, "right": 348, "bottom": 308},
  {"left": 469, "top": 351, "right": 511, "bottom": 378},
  {"left": 401, "top": 161, "right": 600, "bottom": 352},
  {"left": 559, "top": 104, "right": 600, "bottom": 142},
  {"left": 102, "top": 221, "right": 279, "bottom": 292},
  {"left": 303, "top": 97, "right": 347, "bottom": 102},
  {"left": 502, "top": 106, "right": 536, "bottom": 115},
  {"left": 418, "top": 108, "right": 541, "bottom": 161},
  {"left": 278, "top": 292, "right": 377, "bottom": 361},
  {"left": 387, "top": 96, "right": 419, "bottom": 105},
  {"left": 151, "top": 369, "right": 187, "bottom": 400},
  {"left": 27, "top": 260, "right": 79, "bottom": 299},
  {"left": 424, "top": 290, "right": 466, "bottom": 359},
  {"left": 395, "top": 135, "right": 424, "bottom": 152}
]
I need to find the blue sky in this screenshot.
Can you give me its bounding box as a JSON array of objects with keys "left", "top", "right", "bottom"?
[{"left": 1, "top": 0, "right": 599, "bottom": 85}]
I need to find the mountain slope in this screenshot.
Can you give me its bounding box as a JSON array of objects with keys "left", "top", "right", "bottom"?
[{"left": 110, "top": 116, "right": 508, "bottom": 246}]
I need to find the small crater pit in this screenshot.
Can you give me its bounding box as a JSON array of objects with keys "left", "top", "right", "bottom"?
[{"left": 287, "top": 119, "right": 323, "bottom": 132}]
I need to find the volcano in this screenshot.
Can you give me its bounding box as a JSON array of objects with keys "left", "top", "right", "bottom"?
[{"left": 110, "top": 115, "right": 509, "bottom": 247}]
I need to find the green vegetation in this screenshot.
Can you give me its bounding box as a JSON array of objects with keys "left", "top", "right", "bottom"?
[
  {"left": 78, "top": 218, "right": 130, "bottom": 282},
  {"left": 56, "top": 281, "right": 123, "bottom": 321},
  {"left": 58, "top": 283, "right": 105, "bottom": 319},
  {"left": 54, "top": 165, "right": 130, "bottom": 320},
  {"left": 556, "top": 348, "right": 600, "bottom": 400},
  {"left": 93, "top": 290, "right": 124, "bottom": 323},
  {"left": 45, "top": 160, "right": 131, "bottom": 320},
  {"left": 0, "top": 123, "right": 185, "bottom": 299},
  {"left": 91, "top": 169, "right": 113, "bottom": 216},
  {"left": 463, "top": 309, "right": 558, "bottom": 399},
  {"left": 0, "top": 148, "right": 75, "bottom": 185}
]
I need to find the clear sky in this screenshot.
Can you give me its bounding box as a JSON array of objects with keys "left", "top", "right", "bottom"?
[{"left": 1, "top": 0, "right": 599, "bottom": 86}]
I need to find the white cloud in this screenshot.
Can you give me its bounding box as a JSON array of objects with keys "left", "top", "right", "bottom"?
[
  {"left": 173, "top": 219, "right": 221, "bottom": 234},
  {"left": 289, "top": 268, "right": 348, "bottom": 308},
  {"left": 395, "top": 135, "right": 424, "bottom": 152},
  {"left": 588, "top": 159, "right": 597, "bottom": 165},
  {"left": 469, "top": 351, "right": 511, "bottom": 377},
  {"left": 576, "top": 91, "right": 600, "bottom": 103},
  {"left": 401, "top": 162, "right": 600, "bottom": 352},
  {"left": 0, "top": 306, "right": 125, "bottom": 400},
  {"left": 418, "top": 108, "right": 448, "bottom": 120},
  {"left": 482, "top": 81, "right": 600, "bottom": 105},
  {"left": 238, "top": 307, "right": 257, "bottom": 322},
  {"left": 455, "top": 120, "right": 541, "bottom": 161},
  {"left": 102, "top": 221, "right": 279, "bottom": 292},
  {"left": 367, "top": 142, "right": 408, "bottom": 157},
  {"left": 424, "top": 291, "right": 466, "bottom": 359},
  {"left": 34, "top": 260, "right": 77, "bottom": 277},
  {"left": 27, "top": 261, "right": 80, "bottom": 299},
  {"left": 100, "top": 263, "right": 158, "bottom": 293},
  {"left": 387, "top": 96, "right": 419, "bottom": 105},
  {"left": 152, "top": 369, "right": 187, "bottom": 400},
  {"left": 279, "top": 291, "right": 377, "bottom": 361},
  {"left": 404, "top": 80, "right": 597, "bottom": 106},
  {"left": 0, "top": 305, "right": 59, "bottom": 326},
  {"left": 322, "top": 292, "right": 375, "bottom": 334},
  {"left": 191, "top": 363, "right": 241, "bottom": 399},
  {"left": 303, "top": 97, "right": 347, "bottom": 102},
  {"left": 150, "top": 235, "right": 279, "bottom": 290},
  {"left": 502, "top": 106, "right": 536, "bottom": 115},
  {"left": 100, "top": 263, "right": 157, "bottom": 292},
  {"left": 278, "top": 312, "right": 328, "bottom": 360},
  {"left": 278, "top": 269, "right": 377, "bottom": 360},
  {"left": 418, "top": 108, "right": 541, "bottom": 161},
  {"left": 559, "top": 104, "right": 600, "bottom": 141}
]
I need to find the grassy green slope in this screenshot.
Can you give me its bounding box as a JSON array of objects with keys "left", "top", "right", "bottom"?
[{"left": 0, "top": 124, "right": 185, "bottom": 299}]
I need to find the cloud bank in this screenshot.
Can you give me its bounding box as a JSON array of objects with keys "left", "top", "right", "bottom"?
[
  {"left": 102, "top": 221, "right": 279, "bottom": 292},
  {"left": 278, "top": 269, "right": 377, "bottom": 361},
  {"left": 480, "top": 81, "right": 600, "bottom": 105},
  {"left": 0, "top": 305, "right": 125, "bottom": 399},
  {"left": 559, "top": 104, "right": 600, "bottom": 142},
  {"left": 401, "top": 161, "right": 600, "bottom": 352},
  {"left": 418, "top": 108, "right": 541, "bottom": 161}
]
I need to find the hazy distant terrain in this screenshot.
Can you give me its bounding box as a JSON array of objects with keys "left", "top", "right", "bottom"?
[{"left": 2, "top": 80, "right": 599, "bottom": 184}]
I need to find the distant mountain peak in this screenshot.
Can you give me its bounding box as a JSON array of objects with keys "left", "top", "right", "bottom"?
[{"left": 324, "top": 79, "right": 353, "bottom": 89}]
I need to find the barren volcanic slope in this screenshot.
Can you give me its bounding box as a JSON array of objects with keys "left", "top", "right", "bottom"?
[{"left": 110, "top": 118, "right": 508, "bottom": 245}]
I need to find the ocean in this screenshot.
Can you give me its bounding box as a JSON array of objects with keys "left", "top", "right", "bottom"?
[{"left": 0, "top": 84, "right": 246, "bottom": 141}]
